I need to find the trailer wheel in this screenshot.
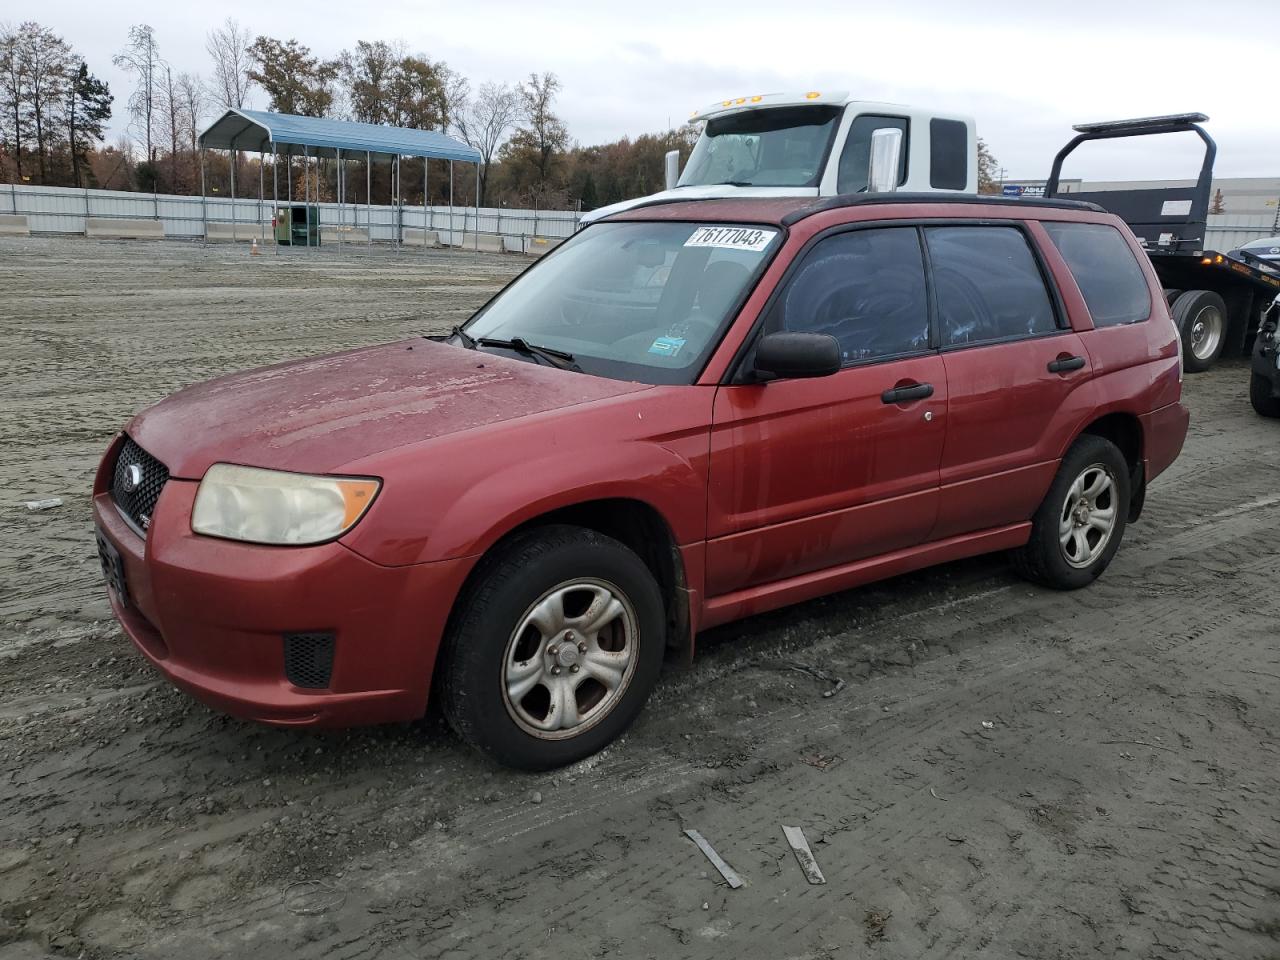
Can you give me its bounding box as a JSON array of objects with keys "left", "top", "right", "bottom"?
[{"left": 1173, "top": 290, "right": 1227, "bottom": 373}]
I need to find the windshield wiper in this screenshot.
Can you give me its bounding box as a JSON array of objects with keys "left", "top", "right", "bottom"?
[
  {"left": 451, "top": 325, "right": 476, "bottom": 348},
  {"left": 476, "top": 336, "right": 580, "bottom": 371},
  {"left": 711, "top": 179, "right": 753, "bottom": 187}
]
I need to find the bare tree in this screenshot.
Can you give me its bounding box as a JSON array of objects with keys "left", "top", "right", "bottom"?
[
  {"left": 454, "top": 81, "right": 518, "bottom": 206},
  {"left": 114, "top": 24, "right": 164, "bottom": 164},
  {"left": 176, "top": 72, "right": 205, "bottom": 157},
  {"left": 206, "top": 18, "right": 253, "bottom": 111}
]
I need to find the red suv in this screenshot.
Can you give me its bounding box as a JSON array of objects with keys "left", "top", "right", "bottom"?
[{"left": 93, "top": 195, "right": 1189, "bottom": 768}]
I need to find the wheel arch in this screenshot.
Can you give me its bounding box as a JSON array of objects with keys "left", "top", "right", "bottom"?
[
  {"left": 1077, "top": 411, "right": 1145, "bottom": 521},
  {"left": 439, "top": 497, "right": 693, "bottom": 678}
]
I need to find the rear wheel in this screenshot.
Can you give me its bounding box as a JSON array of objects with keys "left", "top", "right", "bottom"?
[
  {"left": 1173, "top": 290, "right": 1227, "bottom": 373},
  {"left": 1251, "top": 372, "right": 1280, "bottom": 418},
  {"left": 438, "top": 524, "right": 665, "bottom": 770},
  {"left": 1011, "top": 435, "right": 1130, "bottom": 590}
]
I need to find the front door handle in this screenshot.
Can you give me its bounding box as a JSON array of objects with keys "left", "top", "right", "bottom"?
[
  {"left": 1047, "top": 355, "right": 1087, "bottom": 373},
  {"left": 881, "top": 382, "right": 934, "bottom": 404}
]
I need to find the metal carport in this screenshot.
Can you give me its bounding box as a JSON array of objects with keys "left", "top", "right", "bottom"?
[{"left": 197, "top": 108, "right": 483, "bottom": 250}]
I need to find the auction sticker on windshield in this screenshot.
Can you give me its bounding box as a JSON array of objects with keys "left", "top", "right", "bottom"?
[{"left": 684, "top": 226, "right": 777, "bottom": 252}]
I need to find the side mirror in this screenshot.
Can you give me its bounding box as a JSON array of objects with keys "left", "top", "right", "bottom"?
[
  {"left": 753, "top": 332, "right": 841, "bottom": 380},
  {"left": 664, "top": 150, "right": 681, "bottom": 190},
  {"left": 867, "top": 127, "right": 903, "bottom": 193}
]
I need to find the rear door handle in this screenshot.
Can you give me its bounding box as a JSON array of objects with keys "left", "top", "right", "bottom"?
[
  {"left": 881, "top": 382, "right": 934, "bottom": 404},
  {"left": 1047, "top": 355, "right": 1087, "bottom": 373}
]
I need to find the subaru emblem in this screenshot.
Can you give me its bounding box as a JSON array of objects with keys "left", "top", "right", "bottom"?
[{"left": 122, "top": 463, "right": 143, "bottom": 494}]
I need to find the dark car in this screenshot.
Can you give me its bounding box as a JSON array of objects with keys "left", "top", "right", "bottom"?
[
  {"left": 1251, "top": 294, "right": 1280, "bottom": 417},
  {"left": 94, "top": 194, "right": 1189, "bottom": 768}
]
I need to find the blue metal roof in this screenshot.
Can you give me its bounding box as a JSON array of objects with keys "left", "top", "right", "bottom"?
[{"left": 199, "top": 109, "right": 481, "bottom": 163}]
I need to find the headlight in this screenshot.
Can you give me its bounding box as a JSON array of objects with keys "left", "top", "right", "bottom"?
[{"left": 191, "top": 464, "right": 380, "bottom": 545}]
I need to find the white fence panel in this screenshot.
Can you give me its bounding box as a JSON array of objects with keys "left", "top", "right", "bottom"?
[{"left": 2, "top": 183, "right": 584, "bottom": 248}]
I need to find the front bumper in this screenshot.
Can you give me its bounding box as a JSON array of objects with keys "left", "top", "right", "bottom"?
[{"left": 93, "top": 443, "right": 474, "bottom": 727}]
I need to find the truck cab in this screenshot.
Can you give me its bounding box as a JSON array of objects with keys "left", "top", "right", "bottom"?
[{"left": 582, "top": 92, "right": 978, "bottom": 223}]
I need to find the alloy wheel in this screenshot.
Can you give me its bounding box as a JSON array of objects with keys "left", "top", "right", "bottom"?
[{"left": 501, "top": 578, "right": 639, "bottom": 739}]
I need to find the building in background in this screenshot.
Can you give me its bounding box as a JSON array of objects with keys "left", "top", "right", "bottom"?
[{"left": 1001, "top": 176, "right": 1280, "bottom": 249}]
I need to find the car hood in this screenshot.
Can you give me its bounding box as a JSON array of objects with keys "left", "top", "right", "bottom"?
[{"left": 128, "top": 339, "right": 651, "bottom": 478}]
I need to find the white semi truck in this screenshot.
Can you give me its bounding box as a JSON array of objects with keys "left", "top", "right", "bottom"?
[{"left": 582, "top": 91, "right": 978, "bottom": 223}]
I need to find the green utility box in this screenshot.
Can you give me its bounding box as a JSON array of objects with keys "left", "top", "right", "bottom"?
[{"left": 273, "top": 205, "right": 320, "bottom": 246}]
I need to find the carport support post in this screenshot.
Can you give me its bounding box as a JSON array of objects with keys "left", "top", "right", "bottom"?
[
  {"left": 230, "top": 150, "right": 237, "bottom": 243},
  {"left": 423, "top": 158, "right": 428, "bottom": 256},
  {"left": 271, "top": 144, "right": 279, "bottom": 256},
  {"left": 366, "top": 151, "right": 372, "bottom": 247},
  {"left": 475, "top": 163, "right": 480, "bottom": 253},
  {"left": 304, "top": 145, "right": 310, "bottom": 249},
  {"left": 258, "top": 152, "right": 265, "bottom": 243},
  {"left": 199, "top": 147, "right": 207, "bottom": 246},
  {"left": 336, "top": 148, "right": 343, "bottom": 251},
  {"left": 448, "top": 160, "right": 454, "bottom": 248}
]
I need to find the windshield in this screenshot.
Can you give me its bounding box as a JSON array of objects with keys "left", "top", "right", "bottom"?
[
  {"left": 462, "top": 221, "right": 781, "bottom": 385},
  {"left": 679, "top": 105, "right": 841, "bottom": 188}
]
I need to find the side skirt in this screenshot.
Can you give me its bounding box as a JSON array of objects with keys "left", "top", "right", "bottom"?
[{"left": 698, "top": 522, "right": 1031, "bottom": 632}]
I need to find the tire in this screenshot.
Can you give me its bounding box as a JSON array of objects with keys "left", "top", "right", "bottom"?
[
  {"left": 1162, "top": 288, "right": 1182, "bottom": 310},
  {"left": 438, "top": 524, "right": 665, "bottom": 770},
  {"left": 1173, "top": 290, "right": 1228, "bottom": 373},
  {"left": 1251, "top": 372, "right": 1280, "bottom": 418},
  {"left": 1011, "top": 435, "right": 1131, "bottom": 590}
]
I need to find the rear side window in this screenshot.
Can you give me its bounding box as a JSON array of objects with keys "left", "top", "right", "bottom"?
[
  {"left": 837, "top": 114, "right": 908, "bottom": 193},
  {"left": 767, "top": 227, "right": 929, "bottom": 363},
  {"left": 1042, "top": 221, "right": 1152, "bottom": 327},
  {"left": 929, "top": 119, "right": 968, "bottom": 190},
  {"left": 925, "top": 226, "right": 1058, "bottom": 345}
]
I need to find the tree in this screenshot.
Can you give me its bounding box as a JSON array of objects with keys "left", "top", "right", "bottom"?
[
  {"left": 339, "top": 40, "right": 450, "bottom": 130},
  {"left": 175, "top": 72, "right": 205, "bottom": 157},
  {"left": 0, "top": 25, "right": 29, "bottom": 179},
  {"left": 114, "top": 24, "right": 164, "bottom": 163},
  {"left": 506, "top": 71, "right": 567, "bottom": 201},
  {"left": 976, "top": 137, "right": 1000, "bottom": 195},
  {"left": 206, "top": 18, "right": 253, "bottom": 112},
  {"left": 452, "top": 81, "right": 518, "bottom": 205},
  {"left": 66, "top": 62, "right": 111, "bottom": 186},
  {"left": 1210, "top": 187, "right": 1225, "bottom": 215},
  {"left": 14, "top": 23, "right": 73, "bottom": 182},
  {"left": 247, "top": 37, "right": 336, "bottom": 117}
]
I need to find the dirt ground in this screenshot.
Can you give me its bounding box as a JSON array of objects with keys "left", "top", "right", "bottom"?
[{"left": 1, "top": 236, "right": 1278, "bottom": 960}]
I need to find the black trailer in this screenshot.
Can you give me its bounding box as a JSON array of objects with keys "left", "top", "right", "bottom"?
[{"left": 1045, "top": 114, "right": 1280, "bottom": 372}]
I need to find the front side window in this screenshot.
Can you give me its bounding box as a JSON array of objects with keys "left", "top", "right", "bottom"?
[
  {"left": 462, "top": 221, "right": 780, "bottom": 385},
  {"left": 1042, "top": 221, "right": 1151, "bottom": 327},
  {"left": 926, "top": 226, "right": 1058, "bottom": 346},
  {"left": 765, "top": 227, "right": 930, "bottom": 363},
  {"left": 679, "top": 106, "right": 841, "bottom": 188},
  {"left": 837, "top": 115, "right": 908, "bottom": 194}
]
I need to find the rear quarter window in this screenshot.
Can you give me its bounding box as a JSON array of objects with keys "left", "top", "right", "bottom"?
[{"left": 1042, "top": 221, "right": 1152, "bottom": 327}]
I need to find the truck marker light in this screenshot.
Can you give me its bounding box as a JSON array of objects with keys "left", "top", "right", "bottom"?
[
  {"left": 805, "top": 91, "right": 821, "bottom": 99},
  {"left": 750, "top": 95, "right": 763, "bottom": 103}
]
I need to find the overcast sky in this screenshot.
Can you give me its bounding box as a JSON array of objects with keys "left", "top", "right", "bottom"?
[{"left": 28, "top": 0, "right": 1280, "bottom": 181}]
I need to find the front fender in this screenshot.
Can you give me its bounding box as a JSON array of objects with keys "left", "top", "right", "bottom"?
[{"left": 338, "top": 390, "right": 714, "bottom": 567}]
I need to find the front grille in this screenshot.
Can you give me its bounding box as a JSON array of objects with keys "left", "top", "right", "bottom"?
[
  {"left": 284, "top": 633, "right": 335, "bottom": 689},
  {"left": 111, "top": 436, "right": 170, "bottom": 535}
]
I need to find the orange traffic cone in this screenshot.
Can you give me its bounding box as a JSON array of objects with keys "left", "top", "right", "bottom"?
[{"left": 250, "top": 238, "right": 260, "bottom": 256}]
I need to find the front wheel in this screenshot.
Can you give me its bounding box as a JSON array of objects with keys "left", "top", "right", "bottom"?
[
  {"left": 438, "top": 525, "right": 665, "bottom": 770},
  {"left": 1011, "top": 435, "right": 1131, "bottom": 590},
  {"left": 1251, "top": 372, "right": 1280, "bottom": 418}
]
